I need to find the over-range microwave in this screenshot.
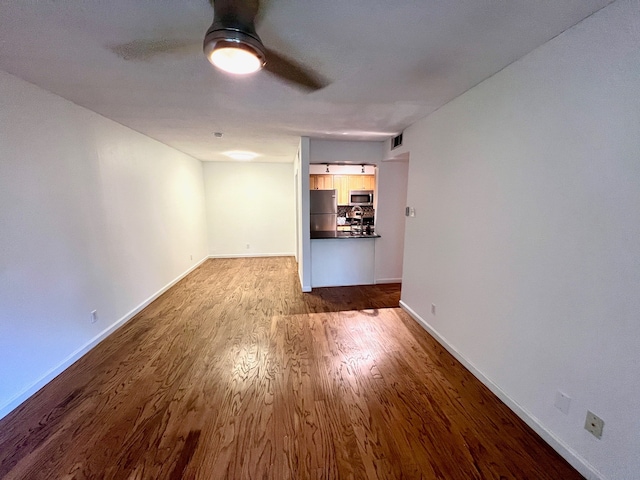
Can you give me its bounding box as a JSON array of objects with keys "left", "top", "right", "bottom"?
[{"left": 349, "top": 190, "right": 374, "bottom": 206}]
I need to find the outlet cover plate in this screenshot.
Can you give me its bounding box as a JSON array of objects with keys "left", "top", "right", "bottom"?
[{"left": 584, "top": 410, "right": 604, "bottom": 439}]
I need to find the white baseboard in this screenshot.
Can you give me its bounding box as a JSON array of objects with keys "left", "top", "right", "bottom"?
[
  {"left": 399, "top": 300, "right": 605, "bottom": 480},
  {"left": 209, "top": 252, "right": 295, "bottom": 259},
  {"left": 375, "top": 277, "right": 402, "bottom": 284},
  {"left": 0, "top": 256, "right": 210, "bottom": 421}
]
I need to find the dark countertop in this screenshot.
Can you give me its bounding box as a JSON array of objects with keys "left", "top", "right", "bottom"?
[{"left": 311, "top": 231, "right": 381, "bottom": 239}]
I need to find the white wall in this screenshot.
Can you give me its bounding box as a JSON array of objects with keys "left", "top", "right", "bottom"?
[
  {"left": 399, "top": 1, "right": 640, "bottom": 478},
  {"left": 309, "top": 139, "right": 383, "bottom": 165},
  {"left": 375, "top": 160, "right": 409, "bottom": 283},
  {"left": 203, "top": 161, "right": 296, "bottom": 257},
  {"left": 0, "top": 71, "right": 209, "bottom": 418},
  {"left": 297, "top": 138, "right": 311, "bottom": 291}
]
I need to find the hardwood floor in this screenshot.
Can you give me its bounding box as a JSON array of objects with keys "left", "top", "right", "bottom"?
[{"left": 0, "top": 257, "right": 581, "bottom": 479}]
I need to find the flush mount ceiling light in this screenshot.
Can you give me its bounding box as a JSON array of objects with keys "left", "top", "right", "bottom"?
[{"left": 223, "top": 150, "right": 259, "bottom": 161}]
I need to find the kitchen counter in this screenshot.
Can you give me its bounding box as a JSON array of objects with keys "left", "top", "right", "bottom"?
[{"left": 311, "top": 231, "right": 381, "bottom": 239}]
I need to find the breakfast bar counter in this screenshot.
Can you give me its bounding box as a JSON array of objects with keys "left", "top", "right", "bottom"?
[{"left": 310, "top": 233, "right": 380, "bottom": 287}]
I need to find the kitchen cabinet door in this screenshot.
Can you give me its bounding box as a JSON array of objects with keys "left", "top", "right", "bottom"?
[
  {"left": 318, "top": 175, "right": 334, "bottom": 190},
  {"left": 348, "top": 175, "right": 375, "bottom": 191},
  {"left": 333, "top": 175, "right": 349, "bottom": 205},
  {"left": 310, "top": 174, "right": 334, "bottom": 190},
  {"left": 363, "top": 175, "right": 375, "bottom": 190}
]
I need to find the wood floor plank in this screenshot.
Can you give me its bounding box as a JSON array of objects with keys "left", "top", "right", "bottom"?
[{"left": 0, "top": 257, "right": 582, "bottom": 479}]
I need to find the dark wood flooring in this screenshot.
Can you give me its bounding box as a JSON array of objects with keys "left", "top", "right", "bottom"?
[{"left": 0, "top": 257, "right": 581, "bottom": 479}]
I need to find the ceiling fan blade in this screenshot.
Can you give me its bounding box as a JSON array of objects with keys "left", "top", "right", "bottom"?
[
  {"left": 263, "top": 47, "right": 329, "bottom": 91},
  {"left": 110, "top": 39, "right": 198, "bottom": 61}
]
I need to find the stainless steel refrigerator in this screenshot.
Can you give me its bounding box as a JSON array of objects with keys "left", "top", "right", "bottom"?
[{"left": 310, "top": 189, "right": 337, "bottom": 232}]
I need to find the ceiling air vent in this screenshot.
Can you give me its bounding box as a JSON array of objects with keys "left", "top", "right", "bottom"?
[{"left": 391, "top": 132, "right": 403, "bottom": 150}]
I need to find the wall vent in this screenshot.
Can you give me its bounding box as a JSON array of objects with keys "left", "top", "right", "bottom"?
[{"left": 391, "top": 132, "right": 403, "bottom": 150}]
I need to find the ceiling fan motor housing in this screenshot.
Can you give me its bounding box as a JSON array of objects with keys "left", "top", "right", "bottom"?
[{"left": 203, "top": 17, "right": 267, "bottom": 67}]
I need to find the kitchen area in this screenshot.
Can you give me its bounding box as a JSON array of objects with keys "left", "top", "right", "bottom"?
[
  {"left": 309, "top": 163, "right": 382, "bottom": 287},
  {"left": 296, "top": 138, "right": 408, "bottom": 292}
]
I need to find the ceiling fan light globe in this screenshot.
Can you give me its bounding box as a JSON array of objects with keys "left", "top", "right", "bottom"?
[
  {"left": 209, "top": 45, "right": 262, "bottom": 75},
  {"left": 203, "top": 28, "right": 266, "bottom": 75}
]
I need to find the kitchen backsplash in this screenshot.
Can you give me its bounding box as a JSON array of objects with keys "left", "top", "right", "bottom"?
[{"left": 337, "top": 206, "right": 375, "bottom": 217}]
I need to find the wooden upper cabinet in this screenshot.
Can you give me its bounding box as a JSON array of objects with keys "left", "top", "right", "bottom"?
[
  {"left": 333, "top": 175, "right": 350, "bottom": 205},
  {"left": 311, "top": 174, "right": 374, "bottom": 205},
  {"left": 348, "top": 175, "right": 375, "bottom": 191},
  {"left": 319, "top": 175, "right": 334, "bottom": 190},
  {"left": 310, "top": 174, "right": 334, "bottom": 190},
  {"left": 364, "top": 175, "right": 375, "bottom": 190}
]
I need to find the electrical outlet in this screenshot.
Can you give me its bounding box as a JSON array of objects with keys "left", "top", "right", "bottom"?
[
  {"left": 90, "top": 310, "right": 98, "bottom": 323},
  {"left": 190, "top": 254, "right": 193, "bottom": 261},
  {"left": 584, "top": 411, "right": 604, "bottom": 439},
  {"left": 246, "top": 243, "right": 250, "bottom": 249},
  {"left": 554, "top": 391, "right": 571, "bottom": 415},
  {"left": 431, "top": 304, "right": 436, "bottom": 315}
]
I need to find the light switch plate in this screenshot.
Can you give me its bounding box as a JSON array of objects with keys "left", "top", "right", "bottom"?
[{"left": 554, "top": 391, "right": 571, "bottom": 415}]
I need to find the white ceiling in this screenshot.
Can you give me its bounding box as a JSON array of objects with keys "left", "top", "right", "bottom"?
[{"left": 0, "top": 0, "right": 612, "bottom": 163}]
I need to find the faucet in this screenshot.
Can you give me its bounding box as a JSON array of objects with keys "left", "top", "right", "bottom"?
[{"left": 351, "top": 206, "right": 363, "bottom": 234}]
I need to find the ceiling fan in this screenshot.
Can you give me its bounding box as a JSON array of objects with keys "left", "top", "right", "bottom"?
[{"left": 111, "top": 0, "right": 328, "bottom": 92}]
